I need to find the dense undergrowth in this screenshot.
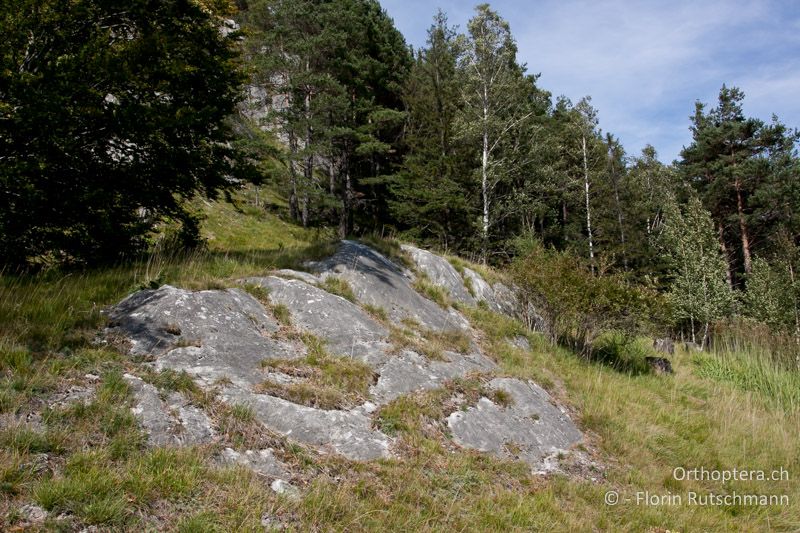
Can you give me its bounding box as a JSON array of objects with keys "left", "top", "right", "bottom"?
[{"left": 1, "top": 188, "right": 798, "bottom": 531}]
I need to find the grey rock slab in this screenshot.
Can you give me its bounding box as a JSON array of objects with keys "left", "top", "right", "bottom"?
[
  {"left": 220, "top": 447, "right": 288, "bottom": 477},
  {"left": 107, "top": 284, "right": 280, "bottom": 357},
  {"left": 221, "top": 385, "right": 391, "bottom": 461},
  {"left": 370, "top": 350, "right": 496, "bottom": 404},
  {"left": 124, "top": 374, "right": 215, "bottom": 447},
  {"left": 310, "top": 240, "right": 469, "bottom": 332},
  {"left": 446, "top": 377, "right": 582, "bottom": 469},
  {"left": 492, "top": 282, "right": 521, "bottom": 317},
  {"left": 463, "top": 268, "right": 501, "bottom": 312},
  {"left": 271, "top": 269, "right": 321, "bottom": 285},
  {"left": 508, "top": 336, "right": 530, "bottom": 351},
  {"left": 463, "top": 268, "right": 520, "bottom": 317},
  {"left": 108, "top": 285, "right": 299, "bottom": 388},
  {"left": 242, "top": 276, "right": 391, "bottom": 366},
  {"left": 401, "top": 244, "right": 475, "bottom": 306}
]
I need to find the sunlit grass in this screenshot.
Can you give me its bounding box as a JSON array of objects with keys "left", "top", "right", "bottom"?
[{"left": 1, "top": 188, "right": 799, "bottom": 531}]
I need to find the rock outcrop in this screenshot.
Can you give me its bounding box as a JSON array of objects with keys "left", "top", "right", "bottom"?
[
  {"left": 447, "top": 378, "right": 583, "bottom": 468},
  {"left": 104, "top": 240, "right": 582, "bottom": 476},
  {"left": 310, "top": 240, "right": 470, "bottom": 332}
]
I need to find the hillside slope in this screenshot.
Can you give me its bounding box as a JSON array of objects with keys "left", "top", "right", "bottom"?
[{"left": 1, "top": 194, "right": 798, "bottom": 531}]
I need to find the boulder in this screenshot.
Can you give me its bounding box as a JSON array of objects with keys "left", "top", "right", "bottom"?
[
  {"left": 446, "top": 377, "right": 582, "bottom": 470},
  {"left": 104, "top": 241, "right": 583, "bottom": 472},
  {"left": 645, "top": 356, "right": 674, "bottom": 375},
  {"left": 653, "top": 338, "right": 675, "bottom": 355},
  {"left": 310, "top": 240, "right": 469, "bottom": 332},
  {"left": 401, "top": 244, "right": 476, "bottom": 306},
  {"left": 462, "top": 268, "right": 520, "bottom": 317}
]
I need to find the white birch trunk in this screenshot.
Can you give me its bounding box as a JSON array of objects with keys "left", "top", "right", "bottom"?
[{"left": 582, "top": 135, "right": 595, "bottom": 272}]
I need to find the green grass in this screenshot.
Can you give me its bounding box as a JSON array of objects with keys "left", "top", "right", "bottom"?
[
  {"left": 356, "top": 234, "right": 414, "bottom": 269},
  {"left": 258, "top": 335, "right": 375, "bottom": 410},
  {"left": 320, "top": 276, "right": 356, "bottom": 303},
  {"left": 2, "top": 187, "right": 799, "bottom": 531},
  {"left": 388, "top": 323, "right": 473, "bottom": 362},
  {"left": 412, "top": 275, "right": 450, "bottom": 309}
]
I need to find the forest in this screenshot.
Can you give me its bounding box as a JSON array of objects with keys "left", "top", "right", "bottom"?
[
  {"left": 2, "top": 0, "right": 799, "bottom": 353},
  {"left": 2, "top": 1, "right": 800, "bottom": 530}
]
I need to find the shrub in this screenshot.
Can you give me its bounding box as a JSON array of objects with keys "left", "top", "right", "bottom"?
[{"left": 509, "top": 241, "right": 659, "bottom": 356}]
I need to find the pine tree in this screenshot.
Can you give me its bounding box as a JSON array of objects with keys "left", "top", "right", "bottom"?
[
  {"left": 0, "top": 0, "right": 249, "bottom": 265},
  {"left": 390, "top": 12, "right": 476, "bottom": 251},
  {"left": 681, "top": 85, "right": 800, "bottom": 283}
]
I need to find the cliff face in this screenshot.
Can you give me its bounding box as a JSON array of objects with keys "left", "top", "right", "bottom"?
[{"left": 105, "top": 240, "right": 583, "bottom": 484}]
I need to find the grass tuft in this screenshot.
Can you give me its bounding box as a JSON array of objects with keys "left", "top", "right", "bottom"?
[{"left": 320, "top": 277, "right": 356, "bottom": 303}]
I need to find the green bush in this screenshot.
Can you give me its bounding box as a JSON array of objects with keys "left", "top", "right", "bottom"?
[{"left": 509, "top": 241, "right": 661, "bottom": 356}]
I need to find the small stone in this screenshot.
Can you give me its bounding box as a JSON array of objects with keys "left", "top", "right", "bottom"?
[
  {"left": 19, "top": 504, "right": 48, "bottom": 524},
  {"left": 84, "top": 373, "right": 101, "bottom": 382},
  {"left": 270, "top": 479, "right": 300, "bottom": 499},
  {"left": 361, "top": 401, "right": 378, "bottom": 414},
  {"left": 261, "top": 514, "right": 286, "bottom": 530}
]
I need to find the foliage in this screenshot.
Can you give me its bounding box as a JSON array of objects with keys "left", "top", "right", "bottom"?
[
  {"left": 239, "top": 0, "right": 411, "bottom": 235},
  {"left": 0, "top": 0, "right": 252, "bottom": 266},
  {"left": 681, "top": 85, "right": 800, "bottom": 285},
  {"left": 658, "top": 196, "right": 735, "bottom": 344},
  {"left": 510, "top": 239, "right": 659, "bottom": 355},
  {"left": 743, "top": 256, "right": 799, "bottom": 335}
]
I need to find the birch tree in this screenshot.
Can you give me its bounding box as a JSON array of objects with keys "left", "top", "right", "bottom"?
[
  {"left": 660, "top": 195, "right": 734, "bottom": 346},
  {"left": 458, "top": 4, "right": 533, "bottom": 259},
  {"left": 573, "top": 98, "right": 599, "bottom": 272}
]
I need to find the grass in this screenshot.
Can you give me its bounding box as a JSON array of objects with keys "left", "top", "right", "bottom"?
[
  {"left": 320, "top": 276, "right": 356, "bottom": 303},
  {"left": 412, "top": 275, "right": 450, "bottom": 309},
  {"left": 257, "top": 334, "right": 376, "bottom": 410},
  {"left": 356, "top": 234, "right": 414, "bottom": 269},
  {"left": 2, "top": 186, "right": 800, "bottom": 531},
  {"left": 388, "top": 324, "right": 472, "bottom": 362}
]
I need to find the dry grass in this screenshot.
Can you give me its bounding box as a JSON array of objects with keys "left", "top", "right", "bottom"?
[
  {"left": 2, "top": 189, "right": 799, "bottom": 531},
  {"left": 257, "top": 334, "right": 375, "bottom": 410}
]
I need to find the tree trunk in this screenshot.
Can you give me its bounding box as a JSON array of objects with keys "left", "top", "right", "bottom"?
[
  {"left": 481, "top": 90, "right": 490, "bottom": 263},
  {"left": 302, "top": 87, "right": 313, "bottom": 229},
  {"left": 582, "top": 135, "right": 595, "bottom": 273},
  {"left": 718, "top": 223, "right": 733, "bottom": 289},
  {"left": 612, "top": 174, "right": 627, "bottom": 270},
  {"left": 288, "top": 133, "right": 299, "bottom": 221},
  {"left": 328, "top": 159, "right": 336, "bottom": 195},
  {"left": 339, "top": 163, "right": 352, "bottom": 239},
  {"left": 701, "top": 322, "right": 709, "bottom": 349},
  {"left": 734, "top": 176, "right": 753, "bottom": 274}
]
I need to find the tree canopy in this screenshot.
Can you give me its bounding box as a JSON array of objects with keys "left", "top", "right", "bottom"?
[{"left": 0, "top": 0, "right": 250, "bottom": 265}]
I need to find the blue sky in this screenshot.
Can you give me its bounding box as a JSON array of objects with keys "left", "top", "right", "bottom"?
[{"left": 381, "top": 0, "right": 800, "bottom": 163}]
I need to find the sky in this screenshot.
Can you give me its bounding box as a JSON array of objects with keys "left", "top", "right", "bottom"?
[{"left": 380, "top": 0, "right": 800, "bottom": 163}]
